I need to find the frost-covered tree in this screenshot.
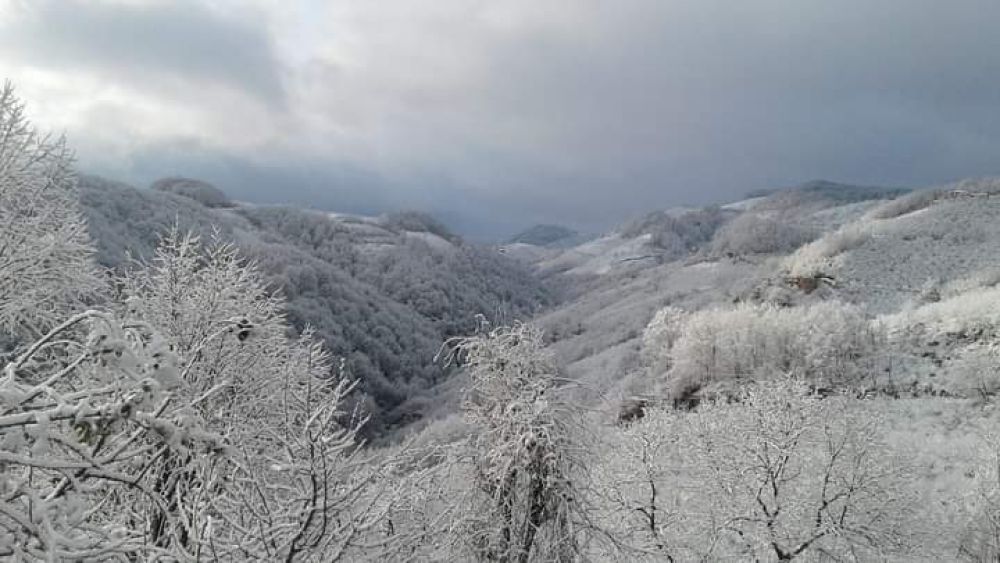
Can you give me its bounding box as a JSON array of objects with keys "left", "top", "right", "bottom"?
[
  {"left": 640, "top": 306, "right": 687, "bottom": 374},
  {"left": 710, "top": 212, "right": 817, "bottom": 257},
  {"left": 667, "top": 301, "right": 882, "bottom": 397},
  {"left": 0, "top": 83, "right": 189, "bottom": 559},
  {"left": 444, "top": 322, "right": 583, "bottom": 562},
  {"left": 597, "top": 377, "right": 918, "bottom": 561},
  {"left": 114, "top": 229, "right": 392, "bottom": 560},
  {"left": 0, "top": 82, "right": 101, "bottom": 337}
]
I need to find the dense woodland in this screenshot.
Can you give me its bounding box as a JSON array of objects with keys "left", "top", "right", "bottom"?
[
  {"left": 8, "top": 80, "right": 1000, "bottom": 563},
  {"left": 77, "top": 172, "right": 551, "bottom": 434}
]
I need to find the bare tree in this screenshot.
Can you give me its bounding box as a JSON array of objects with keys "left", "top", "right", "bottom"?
[{"left": 597, "top": 377, "right": 918, "bottom": 561}]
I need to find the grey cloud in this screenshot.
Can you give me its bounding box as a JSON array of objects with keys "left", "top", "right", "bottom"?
[
  {"left": 12, "top": 0, "right": 1000, "bottom": 239},
  {"left": 277, "top": 0, "right": 1000, "bottom": 237},
  {"left": 0, "top": 0, "right": 284, "bottom": 105}
]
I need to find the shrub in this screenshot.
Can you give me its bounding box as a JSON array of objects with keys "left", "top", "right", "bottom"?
[
  {"left": 668, "top": 301, "right": 880, "bottom": 394},
  {"left": 710, "top": 212, "right": 817, "bottom": 256},
  {"left": 883, "top": 285, "right": 1000, "bottom": 343},
  {"left": 782, "top": 223, "right": 872, "bottom": 277},
  {"left": 596, "top": 377, "right": 919, "bottom": 561},
  {"left": 640, "top": 306, "right": 688, "bottom": 372}
]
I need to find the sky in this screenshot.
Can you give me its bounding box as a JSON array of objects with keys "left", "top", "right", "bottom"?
[{"left": 3, "top": 0, "right": 1000, "bottom": 239}]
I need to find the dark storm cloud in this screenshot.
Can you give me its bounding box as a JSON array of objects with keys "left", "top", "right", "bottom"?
[
  {"left": 7, "top": 0, "right": 1000, "bottom": 239},
  {"left": 459, "top": 0, "right": 1000, "bottom": 207},
  {"left": 0, "top": 0, "right": 284, "bottom": 105}
]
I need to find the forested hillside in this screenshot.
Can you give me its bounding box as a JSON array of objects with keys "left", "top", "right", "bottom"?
[{"left": 78, "top": 175, "right": 552, "bottom": 432}]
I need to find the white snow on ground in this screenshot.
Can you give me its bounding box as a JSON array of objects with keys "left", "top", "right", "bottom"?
[
  {"left": 497, "top": 242, "right": 560, "bottom": 263},
  {"left": 802, "top": 197, "right": 1000, "bottom": 314},
  {"left": 534, "top": 233, "right": 659, "bottom": 276},
  {"left": 721, "top": 196, "right": 767, "bottom": 211}
]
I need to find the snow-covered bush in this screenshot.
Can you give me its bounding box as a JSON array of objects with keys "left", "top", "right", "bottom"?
[
  {"left": 0, "top": 82, "right": 102, "bottom": 336},
  {"left": 942, "top": 267, "right": 1000, "bottom": 300},
  {"left": 668, "top": 301, "right": 880, "bottom": 395},
  {"left": 443, "top": 321, "right": 585, "bottom": 562},
  {"left": 866, "top": 188, "right": 946, "bottom": 220},
  {"left": 883, "top": 285, "right": 1000, "bottom": 343},
  {"left": 595, "top": 377, "right": 918, "bottom": 561},
  {"left": 640, "top": 305, "right": 687, "bottom": 373},
  {"left": 710, "top": 212, "right": 817, "bottom": 256},
  {"left": 783, "top": 222, "right": 872, "bottom": 277}
]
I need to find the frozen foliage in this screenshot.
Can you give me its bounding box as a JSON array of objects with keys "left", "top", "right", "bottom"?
[
  {"left": 240, "top": 205, "right": 550, "bottom": 338},
  {"left": 595, "top": 377, "right": 919, "bottom": 561},
  {"left": 443, "top": 322, "right": 590, "bottom": 562},
  {"left": 112, "top": 230, "right": 400, "bottom": 559},
  {"left": 0, "top": 229, "right": 405, "bottom": 560},
  {"left": 0, "top": 83, "right": 102, "bottom": 336},
  {"left": 0, "top": 310, "right": 230, "bottom": 560},
  {"left": 640, "top": 306, "right": 687, "bottom": 374},
  {"left": 618, "top": 206, "right": 728, "bottom": 256},
  {"left": 782, "top": 223, "right": 873, "bottom": 278},
  {"left": 78, "top": 174, "right": 242, "bottom": 268},
  {"left": 666, "top": 302, "right": 882, "bottom": 395},
  {"left": 884, "top": 285, "right": 1000, "bottom": 342},
  {"left": 710, "top": 211, "right": 817, "bottom": 257},
  {"left": 151, "top": 176, "right": 233, "bottom": 208}
]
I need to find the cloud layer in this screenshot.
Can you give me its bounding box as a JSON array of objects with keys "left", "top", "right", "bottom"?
[{"left": 3, "top": 0, "right": 1000, "bottom": 238}]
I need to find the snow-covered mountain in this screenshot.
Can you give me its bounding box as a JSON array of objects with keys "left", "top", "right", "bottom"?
[
  {"left": 494, "top": 179, "right": 1000, "bottom": 404},
  {"left": 78, "top": 175, "right": 552, "bottom": 434}
]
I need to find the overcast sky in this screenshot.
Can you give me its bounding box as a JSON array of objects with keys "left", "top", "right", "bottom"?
[{"left": 4, "top": 0, "right": 1000, "bottom": 239}]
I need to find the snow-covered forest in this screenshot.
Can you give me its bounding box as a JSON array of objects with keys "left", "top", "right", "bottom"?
[{"left": 8, "top": 70, "right": 1000, "bottom": 563}]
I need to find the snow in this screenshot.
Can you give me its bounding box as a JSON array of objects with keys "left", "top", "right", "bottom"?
[
  {"left": 535, "top": 233, "right": 659, "bottom": 276},
  {"left": 721, "top": 196, "right": 767, "bottom": 211}
]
